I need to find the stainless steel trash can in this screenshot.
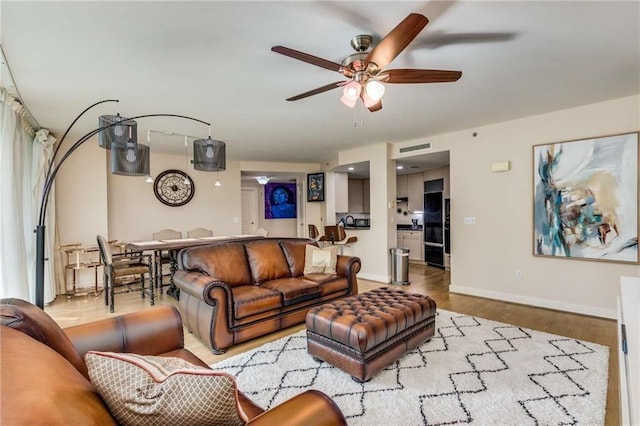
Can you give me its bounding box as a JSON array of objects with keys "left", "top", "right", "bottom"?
[{"left": 390, "top": 248, "right": 411, "bottom": 285}]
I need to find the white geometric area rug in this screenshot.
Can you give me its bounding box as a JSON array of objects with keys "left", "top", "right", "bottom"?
[{"left": 212, "top": 310, "right": 609, "bottom": 425}]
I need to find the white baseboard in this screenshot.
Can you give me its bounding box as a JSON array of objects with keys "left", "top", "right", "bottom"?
[
  {"left": 449, "top": 285, "right": 617, "bottom": 319},
  {"left": 357, "top": 272, "right": 390, "bottom": 284}
]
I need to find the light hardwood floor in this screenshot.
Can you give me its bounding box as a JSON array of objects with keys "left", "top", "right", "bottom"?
[{"left": 45, "top": 263, "right": 619, "bottom": 425}]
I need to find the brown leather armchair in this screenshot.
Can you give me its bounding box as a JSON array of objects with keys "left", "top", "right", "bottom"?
[{"left": 0, "top": 298, "right": 346, "bottom": 426}]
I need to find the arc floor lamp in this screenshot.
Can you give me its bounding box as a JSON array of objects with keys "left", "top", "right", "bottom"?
[{"left": 35, "top": 99, "right": 223, "bottom": 308}]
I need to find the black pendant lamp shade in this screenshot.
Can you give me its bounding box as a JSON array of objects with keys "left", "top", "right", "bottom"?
[
  {"left": 111, "top": 141, "right": 150, "bottom": 176},
  {"left": 193, "top": 137, "right": 226, "bottom": 171},
  {"left": 98, "top": 114, "right": 137, "bottom": 149}
]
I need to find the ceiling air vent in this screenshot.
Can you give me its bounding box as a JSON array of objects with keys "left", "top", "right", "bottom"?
[{"left": 399, "top": 142, "right": 431, "bottom": 153}]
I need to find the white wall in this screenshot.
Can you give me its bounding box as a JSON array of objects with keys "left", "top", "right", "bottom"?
[
  {"left": 332, "top": 143, "right": 395, "bottom": 283},
  {"left": 107, "top": 153, "right": 242, "bottom": 241},
  {"left": 56, "top": 137, "right": 109, "bottom": 245},
  {"left": 393, "top": 95, "right": 640, "bottom": 318},
  {"left": 239, "top": 160, "right": 322, "bottom": 238},
  {"left": 241, "top": 180, "right": 297, "bottom": 237}
]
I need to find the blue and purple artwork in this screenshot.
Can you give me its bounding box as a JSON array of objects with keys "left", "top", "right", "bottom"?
[
  {"left": 533, "top": 132, "right": 638, "bottom": 263},
  {"left": 265, "top": 182, "right": 297, "bottom": 219}
]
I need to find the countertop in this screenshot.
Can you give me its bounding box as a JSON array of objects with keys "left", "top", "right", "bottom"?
[
  {"left": 397, "top": 225, "right": 423, "bottom": 231},
  {"left": 343, "top": 225, "right": 370, "bottom": 230}
]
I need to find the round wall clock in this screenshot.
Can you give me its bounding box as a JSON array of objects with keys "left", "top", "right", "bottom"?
[{"left": 153, "top": 169, "right": 195, "bottom": 207}]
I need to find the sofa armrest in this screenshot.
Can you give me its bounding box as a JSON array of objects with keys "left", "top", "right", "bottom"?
[
  {"left": 336, "top": 255, "right": 361, "bottom": 277},
  {"left": 246, "top": 390, "right": 346, "bottom": 426},
  {"left": 336, "top": 255, "right": 361, "bottom": 295},
  {"left": 64, "top": 305, "right": 185, "bottom": 359},
  {"left": 173, "top": 270, "right": 232, "bottom": 305}
]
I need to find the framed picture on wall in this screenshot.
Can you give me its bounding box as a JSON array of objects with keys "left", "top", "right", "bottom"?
[
  {"left": 265, "top": 182, "right": 297, "bottom": 219},
  {"left": 533, "top": 131, "right": 639, "bottom": 264},
  {"left": 307, "top": 172, "right": 325, "bottom": 202}
]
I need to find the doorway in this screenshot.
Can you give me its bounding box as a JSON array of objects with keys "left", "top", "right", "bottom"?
[
  {"left": 241, "top": 188, "right": 259, "bottom": 234},
  {"left": 395, "top": 150, "right": 451, "bottom": 273}
]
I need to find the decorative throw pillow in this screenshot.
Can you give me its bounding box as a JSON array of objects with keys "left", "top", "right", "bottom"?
[
  {"left": 85, "top": 352, "right": 247, "bottom": 426},
  {"left": 303, "top": 244, "right": 338, "bottom": 275}
]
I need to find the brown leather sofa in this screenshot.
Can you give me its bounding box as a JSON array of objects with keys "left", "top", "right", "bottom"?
[
  {"left": 174, "top": 238, "right": 361, "bottom": 353},
  {"left": 0, "top": 298, "right": 347, "bottom": 426}
]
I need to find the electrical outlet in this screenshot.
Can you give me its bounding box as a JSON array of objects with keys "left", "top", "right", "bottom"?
[
  {"left": 464, "top": 217, "right": 476, "bottom": 225},
  {"left": 515, "top": 269, "right": 522, "bottom": 279}
]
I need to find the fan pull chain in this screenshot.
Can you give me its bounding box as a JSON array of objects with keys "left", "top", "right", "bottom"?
[{"left": 352, "top": 102, "right": 357, "bottom": 127}]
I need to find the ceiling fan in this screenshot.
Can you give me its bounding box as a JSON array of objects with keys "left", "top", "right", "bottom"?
[{"left": 271, "top": 13, "right": 462, "bottom": 112}]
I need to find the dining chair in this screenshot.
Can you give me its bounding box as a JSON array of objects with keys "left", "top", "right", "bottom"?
[
  {"left": 96, "top": 235, "right": 153, "bottom": 313},
  {"left": 187, "top": 227, "right": 213, "bottom": 238},
  {"left": 308, "top": 224, "right": 326, "bottom": 242},
  {"left": 152, "top": 229, "right": 182, "bottom": 292},
  {"left": 323, "top": 225, "right": 358, "bottom": 254}
]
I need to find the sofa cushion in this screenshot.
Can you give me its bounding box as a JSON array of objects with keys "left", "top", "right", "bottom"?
[
  {"left": 245, "top": 240, "right": 291, "bottom": 284},
  {"left": 279, "top": 239, "right": 316, "bottom": 277},
  {"left": 261, "top": 278, "right": 321, "bottom": 306},
  {"left": 86, "top": 351, "right": 247, "bottom": 426},
  {"left": 303, "top": 245, "right": 338, "bottom": 275},
  {"left": 231, "top": 286, "right": 283, "bottom": 319},
  {"left": 180, "top": 243, "right": 252, "bottom": 287},
  {"left": 304, "top": 275, "right": 349, "bottom": 296},
  {"left": 1, "top": 326, "right": 115, "bottom": 426}
]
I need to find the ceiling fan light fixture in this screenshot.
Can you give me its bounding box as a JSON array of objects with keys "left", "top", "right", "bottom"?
[
  {"left": 365, "top": 80, "right": 385, "bottom": 101},
  {"left": 361, "top": 91, "right": 378, "bottom": 108},
  {"left": 340, "top": 94, "right": 358, "bottom": 108},
  {"left": 343, "top": 81, "right": 361, "bottom": 100},
  {"left": 340, "top": 81, "right": 361, "bottom": 108}
]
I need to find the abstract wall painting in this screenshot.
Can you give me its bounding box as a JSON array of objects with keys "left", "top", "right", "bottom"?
[
  {"left": 533, "top": 132, "right": 638, "bottom": 264},
  {"left": 307, "top": 173, "right": 325, "bottom": 202}
]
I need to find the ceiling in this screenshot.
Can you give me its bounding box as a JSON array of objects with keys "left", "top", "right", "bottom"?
[{"left": 1, "top": 1, "right": 638, "bottom": 166}]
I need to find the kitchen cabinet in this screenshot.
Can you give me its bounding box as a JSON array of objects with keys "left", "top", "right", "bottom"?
[
  {"left": 348, "top": 179, "right": 364, "bottom": 213},
  {"left": 335, "top": 172, "right": 349, "bottom": 213},
  {"left": 408, "top": 173, "right": 424, "bottom": 212},
  {"left": 396, "top": 175, "right": 408, "bottom": 198},
  {"left": 396, "top": 173, "right": 423, "bottom": 212},
  {"left": 363, "top": 179, "right": 370, "bottom": 213},
  {"left": 397, "top": 230, "right": 423, "bottom": 261},
  {"left": 348, "top": 179, "right": 370, "bottom": 213}
]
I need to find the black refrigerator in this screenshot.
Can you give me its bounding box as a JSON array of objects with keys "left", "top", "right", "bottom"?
[{"left": 423, "top": 191, "right": 445, "bottom": 268}]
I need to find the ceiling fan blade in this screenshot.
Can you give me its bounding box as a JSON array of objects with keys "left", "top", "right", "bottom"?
[
  {"left": 286, "top": 81, "right": 345, "bottom": 101},
  {"left": 383, "top": 69, "right": 462, "bottom": 84},
  {"left": 368, "top": 100, "right": 383, "bottom": 112},
  {"left": 272, "top": 46, "right": 343, "bottom": 73},
  {"left": 365, "top": 13, "right": 429, "bottom": 69}
]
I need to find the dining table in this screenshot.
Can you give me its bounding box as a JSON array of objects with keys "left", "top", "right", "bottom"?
[{"left": 126, "top": 234, "right": 264, "bottom": 299}]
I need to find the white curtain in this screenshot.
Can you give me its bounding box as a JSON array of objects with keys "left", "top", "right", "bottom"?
[{"left": 0, "top": 88, "right": 56, "bottom": 303}]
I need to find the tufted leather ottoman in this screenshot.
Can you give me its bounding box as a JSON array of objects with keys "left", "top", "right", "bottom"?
[{"left": 305, "top": 287, "right": 437, "bottom": 382}]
